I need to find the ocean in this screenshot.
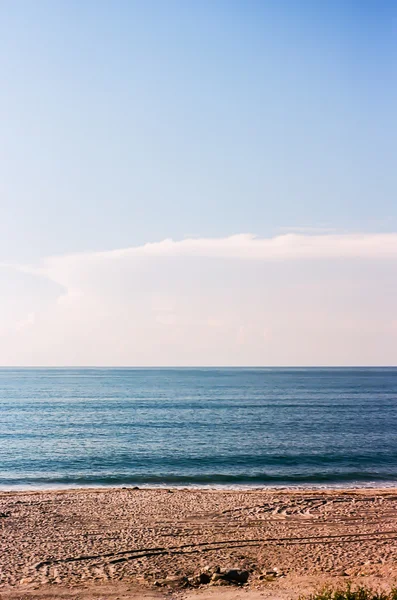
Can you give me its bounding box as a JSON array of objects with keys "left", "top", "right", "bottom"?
[{"left": 1, "top": 367, "right": 397, "bottom": 490}]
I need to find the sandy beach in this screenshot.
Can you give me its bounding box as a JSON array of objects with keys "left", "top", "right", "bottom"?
[{"left": 1, "top": 487, "right": 397, "bottom": 599}]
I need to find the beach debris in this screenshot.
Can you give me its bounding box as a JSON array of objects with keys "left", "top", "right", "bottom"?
[
  {"left": 0, "top": 511, "right": 10, "bottom": 518},
  {"left": 188, "top": 572, "right": 212, "bottom": 585},
  {"left": 211, "top": 577, "right": 231, "bottom": 586},
  {"left": 258, "top": 567, "right": 285, "bottom": 580},
  {"left": 155, "top": 567, "right": 249, "bottom": 588},
  {"left": 203, "top": 564, "right": 220, "bottom": 573},
  {"left": 210, "top": 568, "right": 249, "bottom": 585},
  {"left": 154, "top": 575, "right": 188, "bottom": 588},
  {"left": 222, "top": 569, "right": 250, "bottom": 584}
]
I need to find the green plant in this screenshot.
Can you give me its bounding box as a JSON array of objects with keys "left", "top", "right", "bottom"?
[{"left": 301, "top": 584, "right": 397, "bottom": 600}]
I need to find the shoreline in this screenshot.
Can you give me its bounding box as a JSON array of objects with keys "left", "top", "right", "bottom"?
[
  {"left": 2, "top": 486, "right": 397, "bottom": 597},
  {"left": 2, "top": 481, "right": 397, "bottom": 493}
]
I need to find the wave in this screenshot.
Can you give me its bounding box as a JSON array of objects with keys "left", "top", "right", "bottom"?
[{"left": 2, "top": 470, "right": 397, "bottom": 489}]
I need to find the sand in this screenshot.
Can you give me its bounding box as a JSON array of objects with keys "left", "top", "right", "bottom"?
[{"left": 1, "top": 487, "right": 397, "bottom": 599}]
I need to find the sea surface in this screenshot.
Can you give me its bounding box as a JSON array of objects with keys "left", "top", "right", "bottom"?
[{"left": 1, "top": 367, "right": 397, "bottom": 490}]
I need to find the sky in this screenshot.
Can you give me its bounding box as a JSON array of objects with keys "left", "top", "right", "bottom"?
[{"left": 1, "top": 0, "right": 397, "bottom": 366}]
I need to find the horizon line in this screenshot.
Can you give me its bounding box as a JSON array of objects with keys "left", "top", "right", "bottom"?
[{"left": 1, "top": 365, "right": 396, "bottom": 369}]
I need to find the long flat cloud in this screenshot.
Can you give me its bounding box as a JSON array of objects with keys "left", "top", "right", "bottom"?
[
  {"left": 40, "top": 232, "right": 397, "bottom": 266},
  {"left": 3, "top": 233, "right": 397, "bottom": 285},
  {"left": 1, "top": 232, "right": 397, "bottom": 366}
]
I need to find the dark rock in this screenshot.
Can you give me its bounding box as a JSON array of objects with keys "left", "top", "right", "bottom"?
[
  {"left": 197, "top": 572, "right": 211, "bottom": 584},
  {"left": 223, "top": 569, "right": 249, "bottom": 584},
  {"left": 188, "top": 573, "right": 211, "bottom": 587}
]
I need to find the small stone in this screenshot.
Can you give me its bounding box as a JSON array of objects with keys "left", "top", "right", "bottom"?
[
  {"left": 259, "top": 574, "right": 275, "bottom": 581},
  {"left": 159, "top": 576, "right": 188, "bottom": 588},
  {"left": 211, "top": 578, "right": 230, "bottom": 586},
  {"left": 265, "top": 567, "right": 285, "bottom": 578}
]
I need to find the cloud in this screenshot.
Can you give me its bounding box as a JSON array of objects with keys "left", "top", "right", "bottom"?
[
  {"left": 15, "top": 312, "right": 36, "bottom": 332},
  {"left": 3, "top": 232, "right": 397, "bottom": 289},
  {"left": 1, "top": 233, "right": 397, "bottom": 366},
  {"left": 31, "top": 232, "right": 397, "bottom": 275}
]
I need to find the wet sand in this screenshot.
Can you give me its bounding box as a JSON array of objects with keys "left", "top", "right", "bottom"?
[{"left": 1, "top": 487, "right": 397, "bottom": 599}]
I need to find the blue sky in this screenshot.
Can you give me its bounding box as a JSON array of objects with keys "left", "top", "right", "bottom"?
[
  {"left": 1, "top": 1, "right": 397, "bottom": 365},
  {"left": 1, "top": 0, "right": 396, "bottom": 260}
]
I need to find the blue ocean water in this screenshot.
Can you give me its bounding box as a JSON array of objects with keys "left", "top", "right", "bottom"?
[{"left": 1, "top": 368, "right": 397, "bottom": 490}]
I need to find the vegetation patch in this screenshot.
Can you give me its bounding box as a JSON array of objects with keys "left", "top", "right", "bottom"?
[{"left": 303, "top": 585, "right": 397, "bottom": 600}]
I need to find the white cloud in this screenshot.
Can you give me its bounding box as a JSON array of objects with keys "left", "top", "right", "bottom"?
[
  {"left": 1, "top": 232, "right": 397, "bottom": 366},
  {"left": 29, "top": 232, "right": 397, "bottom": 274},
  {"left": 15, "top": 312, "right": 36, "bottom": 332}
]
